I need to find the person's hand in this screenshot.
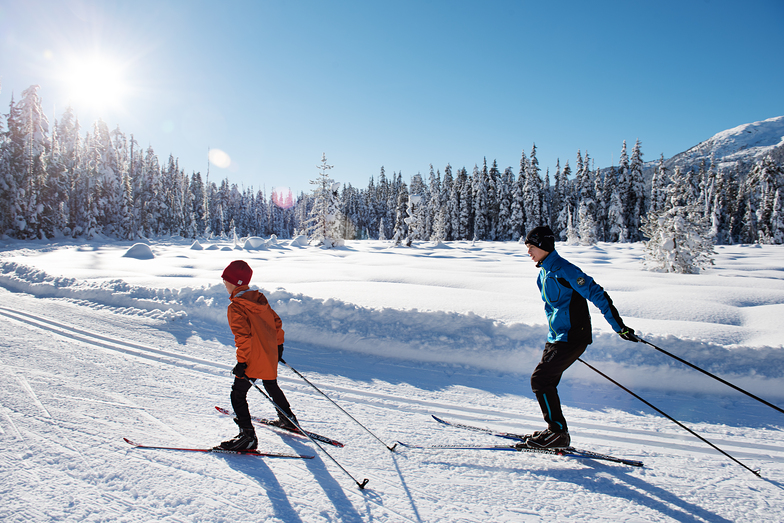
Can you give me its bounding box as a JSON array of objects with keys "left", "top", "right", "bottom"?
[
  {"left": 618, "top": 327, "right": 639, "bottom": 342},
  {"left": 232, "top": 362, "right": 248, "bottom": 378},
  {"left": 278, "top": 344, "right": 284, "bottom": 362}
]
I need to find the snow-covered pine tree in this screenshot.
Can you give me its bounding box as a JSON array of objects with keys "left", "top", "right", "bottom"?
[
  {"left": 771, "top": 188, "right": 784, "bottom": 244},
  {"left": 17, "top": 85, "right": 50, "bottom": 238},
  {"left": 565, "top": 204, "right": 580, "bottom": 245},
  {"left": 473, "top": 161, "right": 489, "bottom": 240},
  {"left": 641, "top": 162, "right": 715, "bottom": 273},
  {"left": 522, "top": 144, "right": 542, "bottom": 234},
  {"left": 458, "top": 168, "right": 472, "bottom": 239},
  {"left": 650, "top": 154, "right": 668, "bottom": 214},
  {"left": 508, "top": 166, "right": 524, "bottom": 240},
  {"left": 641, "top": 206, "right": 715, "bottom": 273},
  {"left": 592, "top": 167, "right": 607, "bottom": 242},
  {"left": 606, "top": 181, "right": 624, "bottom": 243},
  {"left": 306, "top": 153, "right": 342, "bottom": 247},
  {"left": 392, "top": 181, "right": 409, "bottom": 245},
  {"left": 617, "top": 141, "right": 632, "bottom": 242},
  {"left": 496, "top": 167, "right": 513, "bottom": 240},
  {"left": 555, "top": 160, "right": 571, "bottom": 240},
  {"left": 541, "top": 167, "right": 551, "bottom": 230},
  {"left": 629, "top": 138, "right": 646, "bottom": 240},
  {"left": 404, "top": 193, "right": 423, "bottom": 245},
  {"left": 577, "top": 159, "right": 597, "bottom": 245},
  {"left": 487, "top": 159, "right": 501, "bottom": 240},
  {"left": 442, "top": 164, "right": 454, "bottom": 241},
  {"left": 431, "top": 204, "right": 446, "bottom": 244}
]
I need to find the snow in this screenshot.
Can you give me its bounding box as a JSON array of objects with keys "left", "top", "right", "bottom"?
[
  {"left": 1, "top": 238, "right": 783, "bottom": 522},
  {"left": 668, "top": 115, "right": 784, "bottom": 170}
]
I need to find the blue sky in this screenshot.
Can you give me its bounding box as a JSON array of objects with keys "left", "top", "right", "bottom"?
[{"left": 2, "top": 0, "right": 783, "bottom": 195}]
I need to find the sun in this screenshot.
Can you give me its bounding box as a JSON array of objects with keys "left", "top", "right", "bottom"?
[{"left": 61, "top": 53, "right": 129, "bottom": 113}]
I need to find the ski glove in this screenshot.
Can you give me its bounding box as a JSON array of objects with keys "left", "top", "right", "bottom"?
[
  {"left": 618, "top": 327, "right": 639, "bottom": 342},
  {"left": 278, "top": 344, "right": 284, "bottom": 362},
  {"left": 232, "top": 362, "right": 248, "bottom": 378}
]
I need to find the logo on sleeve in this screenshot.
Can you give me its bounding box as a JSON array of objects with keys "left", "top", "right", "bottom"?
[{"left": 576, "top": 277, "right": 586, "bottom": 286}]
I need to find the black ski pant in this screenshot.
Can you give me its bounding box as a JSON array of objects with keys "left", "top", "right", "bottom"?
[
  {"left": 231, "top": 377, "right": 294, "bottom": 429},
  {"left": 530, "top": 341, "right": 587, "bottom": 433}
]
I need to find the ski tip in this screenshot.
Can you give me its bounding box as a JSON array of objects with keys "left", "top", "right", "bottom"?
[
  {"left": 431, "top": 415, "right": 447, "bottom": 424},
  {"left": 215, "top": 406, "right": 231, "bottom": 415},
  {"left": 123, "top": 437, "right": 139, "bottom": 446}
]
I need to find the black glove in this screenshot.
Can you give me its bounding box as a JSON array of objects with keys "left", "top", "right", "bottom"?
[
  {"left": 278, "top": 344, "right": 284, "bottom": 362},
  {"left": 618, "top": 327, "right": 639, "bottom": 342},
  {"left": 232, "top": 361, "right": 248, "bottom": 378}
]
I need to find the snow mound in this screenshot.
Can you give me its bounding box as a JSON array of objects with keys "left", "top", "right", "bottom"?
[
  {"left": 244, "top": 237, "right": 268, "bottom": 250},
  {"left": 190, "top": 240, "right": 203, "bottom": 250},
  {"left": 291, "top": 235, "right": 309, "bottom": 247},
  {"left": 122, "top": 243, "right": 154, "bottom": 260}
]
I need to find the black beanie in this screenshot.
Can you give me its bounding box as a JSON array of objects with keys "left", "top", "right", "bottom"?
[{"left": 525, "top": 226, "right": 556, "bottom": 252}]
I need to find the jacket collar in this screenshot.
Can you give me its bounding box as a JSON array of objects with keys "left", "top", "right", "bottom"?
[{"left": 538, "top": 249, "right": 560, "bottom": 270}]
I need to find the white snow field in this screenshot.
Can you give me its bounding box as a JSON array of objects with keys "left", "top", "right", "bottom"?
[{"left": 1, "top": 238, "right": 782, "bottom": 522}]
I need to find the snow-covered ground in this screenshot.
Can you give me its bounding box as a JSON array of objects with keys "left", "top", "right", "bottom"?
[{"left": 1, "top": 237, "right": 782, "bottom": 522}]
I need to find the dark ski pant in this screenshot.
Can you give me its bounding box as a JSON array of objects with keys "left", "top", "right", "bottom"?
[
  {"left": 530, "top": 341, "right": 587, "bottom": 433},
  {"left": 231, "top": 377, "right": 294, "bottom": 429}
]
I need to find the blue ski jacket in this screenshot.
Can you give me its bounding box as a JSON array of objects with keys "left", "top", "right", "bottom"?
[{"left": 536, "top": 250, "right": 626, "bottom": 344}]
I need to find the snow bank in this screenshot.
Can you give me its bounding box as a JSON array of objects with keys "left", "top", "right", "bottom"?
[{"left": 1, "top": 240, "right": 783, "bottom": 399}]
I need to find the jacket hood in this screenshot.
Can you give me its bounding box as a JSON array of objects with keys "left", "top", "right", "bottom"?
[{"left": 229, "top": 287, "right": 270, "bottom": 314}]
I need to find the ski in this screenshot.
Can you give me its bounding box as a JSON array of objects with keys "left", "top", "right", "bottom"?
[
  {"left": 215, "top": 406, "right": 345, "bottom": 448},
  {"left": 396, "top": 440, "right": 643, "bottom": 466},
  {"left": 431, "top": 415, "right": 526, "bottom": 441},
  {"left": 123, "top": 438, "right": 314, "bottom": 459},
  {"left": 427, "top": 415, "right": 643, "bottom": 467}
]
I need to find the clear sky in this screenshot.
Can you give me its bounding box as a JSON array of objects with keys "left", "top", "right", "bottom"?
[{"left": 2, "top": 0, "right": 783, "bottom": 196}]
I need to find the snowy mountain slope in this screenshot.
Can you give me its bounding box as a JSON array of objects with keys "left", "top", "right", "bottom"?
[
  {"left": 664, "top": 115, "right": 784, "bottom": 172},
  {"left": 1, "top": 238, "right": 783, "bottom": 522}
]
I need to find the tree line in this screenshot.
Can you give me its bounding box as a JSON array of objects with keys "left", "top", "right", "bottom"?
[{"left": 2, "top": 85, "right": 783, "bottom": 245}]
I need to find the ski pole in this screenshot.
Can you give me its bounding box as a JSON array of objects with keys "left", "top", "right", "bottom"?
[
  {"left": 577, "top": 358, "right": 761, "bottom": 477},
  {"left": 638, "top": 337, "right": 784, "bottom": 416},
  {"left": 245, "top": 377, "right": 370, "bottom": 490},
  {"left": 281, "top": 358, "right": 398, "bottom": 452}
]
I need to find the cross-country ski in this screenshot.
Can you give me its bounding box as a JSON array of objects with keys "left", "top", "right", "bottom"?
[
  {"left": 123, "top": 438, "right": 315, "bottom": 459},
  {"left": 215, "top": 406, "right": 345, "bottom": 447}
]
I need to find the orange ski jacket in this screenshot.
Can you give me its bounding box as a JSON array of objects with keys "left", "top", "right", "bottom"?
[{"left": 227, "top": 286, "right": 285, "bottom": 380}]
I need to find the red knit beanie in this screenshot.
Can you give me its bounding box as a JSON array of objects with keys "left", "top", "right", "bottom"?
[{"left": 222, "top": 260, "right": 252, "bottom": 286}]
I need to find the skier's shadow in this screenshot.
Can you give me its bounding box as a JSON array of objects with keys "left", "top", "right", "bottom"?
[
  {"left": 420, "top": 457, "right": 733, "bottom": 523},
  {"left": 220, "top": 455, "right": 305, "bottom": 522},
  {"left": 222, "top": 435, "right": 368, "bottom": 523}
]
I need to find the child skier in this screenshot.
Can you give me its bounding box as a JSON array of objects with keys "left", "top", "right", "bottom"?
[{"left": 216, "top": 260, "right": 298, "bottom": 451}]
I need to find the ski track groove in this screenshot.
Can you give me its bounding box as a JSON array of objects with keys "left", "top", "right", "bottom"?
[{"left": 2, "top": 305, "right": 781, "bottom": 464}]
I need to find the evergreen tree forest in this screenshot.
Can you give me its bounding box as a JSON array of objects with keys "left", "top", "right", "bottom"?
[{"left": 3, "top": 85, "right": 783, "bottom": 245}]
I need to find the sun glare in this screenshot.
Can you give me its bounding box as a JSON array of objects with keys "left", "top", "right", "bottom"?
[{"left": 62, "top": 54, "right": 129, "bottom": 113}]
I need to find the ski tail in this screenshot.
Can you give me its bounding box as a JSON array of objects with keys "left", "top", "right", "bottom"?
[{"left": 123, "top": 437, "right": 314, "bottom": 459}]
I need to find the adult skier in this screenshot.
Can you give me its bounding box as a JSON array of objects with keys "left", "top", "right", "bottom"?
[
  {"left": 522, "top": 226, "right": 638, "bottom": 449},
  {"left": 216, "top": 260, "right": 298, "bottom": 451}
]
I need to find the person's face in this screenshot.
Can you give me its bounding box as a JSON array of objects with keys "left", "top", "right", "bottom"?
[
  {"left": 526, "top": 243, "right": 550, "bottom": 264},
  {"left": 223, "top": 279, "right": 237, "bottom": 294}
]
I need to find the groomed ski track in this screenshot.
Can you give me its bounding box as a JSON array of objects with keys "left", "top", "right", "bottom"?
[{"left": 1, "top": 288, "right": 783, "bottom": 522}]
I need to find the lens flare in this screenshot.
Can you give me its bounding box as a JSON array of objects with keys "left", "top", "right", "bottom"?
[
  {"left": 208, "top": 148, "right": 232, "bottom": 169},
  {"left": 272, "top": 187, "right": 295, "bottom": 209}
]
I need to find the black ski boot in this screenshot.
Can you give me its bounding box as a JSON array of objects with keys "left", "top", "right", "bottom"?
[
  {"left": 516, "top": 428, "right": 570, "bottom": 449},
  {"left": 217, "top": 418, "right": 258, "bottom": 450},
  {"left": 269, "top": 412, "right": 298, "bottom": 431}
]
